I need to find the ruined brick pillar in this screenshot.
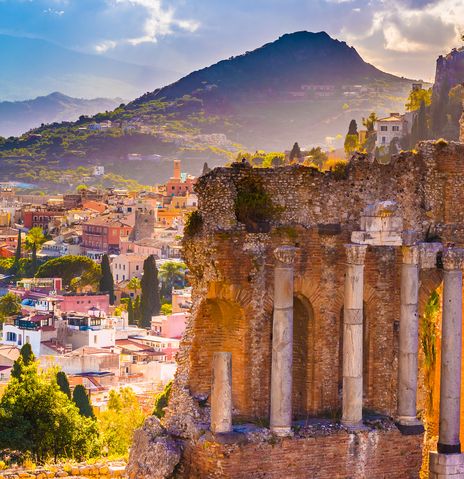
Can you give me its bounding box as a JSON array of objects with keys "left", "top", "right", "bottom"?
[
  {"left": 397, "top": 245, "right": 423, "bottom": 429},
  {"left": 460, "top": 101, "right": 464, "bottom": 143},
  {"left": 342, "top": 244, "right": 367, "bottom": 427},
  {"left": 429, "top": 248, "right": 464, "bottom": 478},
  {"left": 211, "top": 352, "right": 232, "bottom": 434},
  {"left": 270, "top": 245, "right": 297, "bottom": 436}
]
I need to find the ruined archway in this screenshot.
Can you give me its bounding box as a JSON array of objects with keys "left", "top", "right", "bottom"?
[
  {"left": 189, "top": 298, "right": 250, "bottom": 416},
  {"left": 292, "top": 294, "right": 315, "bottom": 418}
]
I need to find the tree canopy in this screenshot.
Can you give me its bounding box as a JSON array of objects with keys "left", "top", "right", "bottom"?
[
  {"left": 36, "top": 255, "right": 101, "bottom": 289},
  {"left": 0, "top": 292, "right": 22, "bottom": 322},
  {"left": 73, "top": 384, "right": 95, "bottom": 419}
]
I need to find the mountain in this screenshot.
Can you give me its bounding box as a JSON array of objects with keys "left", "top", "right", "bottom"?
[
  {"left": 0, "top": 35, "right": 180, "bottom": 101},
  {"left": 127, "top": 31, "right": 414, "bottom": 149},
  {"left": 0, "top": 31, "right": 418, "bottom": 192},
  {"left": 0, "top": 92, "right": 126, "bottom": 137}
]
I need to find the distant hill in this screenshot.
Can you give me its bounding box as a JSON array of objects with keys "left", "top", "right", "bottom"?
[
  {"left": 0, "top": 35, "right": 180, "bottom": 101},
  {"left": 0, "top": 31, "right": 418, "bottom": 192},
  {"left": 0, "top": 92, "right": 125, "bottom": 137}
]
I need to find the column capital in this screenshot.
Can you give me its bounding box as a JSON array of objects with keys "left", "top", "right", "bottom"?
[
  {"left": 443, "top": 247, "right": 464, "bottom": 271},
  {"left": 344, "top": 244, "right": 367, "bottom": 265},
  {"left": 402, "top": 245, "right": 420, "bottom": 265},
  {"left": 274, "top": 245, "right": 297, "bottom": 266}
]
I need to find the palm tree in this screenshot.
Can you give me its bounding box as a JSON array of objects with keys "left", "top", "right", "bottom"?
[
  {"left": 127, "top": 276, "right": 141, "bottom": 298},
  {"left": 158, "top": 261, "right": 186, "bottom": 299},
  {"left": 25, "top": 227, "right": 45, "bottom": 275}
]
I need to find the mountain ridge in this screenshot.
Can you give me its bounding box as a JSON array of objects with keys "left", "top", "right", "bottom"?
[{"left": 0, "top": 92, "right": 125, "bottom": 137}]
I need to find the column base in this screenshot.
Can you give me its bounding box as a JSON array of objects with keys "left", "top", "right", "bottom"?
[
  {"left": 429, "top": 451, "right": 464, "bottom": 478},
  {"left": 341, "top": 419, "right": 366, "bottom": 431},
  {"left": 270, "top": 426, "right": 293, "bottom": 437},
  {"left": 395, "top": 416, "right": 424, "bottom": 435}
]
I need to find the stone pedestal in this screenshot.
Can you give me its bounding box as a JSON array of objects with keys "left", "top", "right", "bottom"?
[
  {"left": 429, "top": 451, "right": 464, "bottom": 478},
  {"left": 270, "top": 245, "right": 297, "bottom": 436},
  {"left": 438, "top": 248, "right": 464, "bottom": 455},
  {"left": 211, "top": 352, "right": 232, "bottom": 434},
  {"left": 342, "top": 244, "right": 367, "bottom": 427},
  {"left": 397, "top": 245, "right": 423, "bottom": 431}
]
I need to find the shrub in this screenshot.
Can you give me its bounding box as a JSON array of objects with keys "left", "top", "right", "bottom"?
[
  {"left": 323, "top": 158, "right": 348, "bottom": 178},
  {"left": 184, "top": 210, "right": 203, "bottom": 237},
  {"left": 153, "top": 381, "right": 173, "bottom": 419},
  {"left": 435, "top": 138, "right": 448, "bottom": 147},
  {"left": 234, "top": 175, "right": 281, "bottom": 231}
]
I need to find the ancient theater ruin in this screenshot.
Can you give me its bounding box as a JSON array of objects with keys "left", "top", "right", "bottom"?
[{"left": 128, "top": 141, "right": 464, "bottom": 479}]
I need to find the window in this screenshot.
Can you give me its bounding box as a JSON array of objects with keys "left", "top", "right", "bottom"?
[
  {"left": 392, "top": 125, "right": 400, "bottom": 132},
  {"left": 94, "top": 335, "right": 97, "bottom": 344},
  {"left": 382, "top": 137, "right": 386, "bottom": 144},
  {"left": 26, "top": 336, "right": 30, "bottom": 344},
  {"left": 380, "top": 125, "right": 388, "bottom": 131},
  {"left": 6, "top": 332, "right": 17, "bottom": 342}
]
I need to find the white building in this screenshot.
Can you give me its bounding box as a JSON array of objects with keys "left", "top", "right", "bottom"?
[
  {"left": 2, "top": 313, "right": 56, "bottom": 356},
  {"left": 111, "top": 253, "right": 145, "bottom": 283},
  {"left": 61, "top": 313, "right": 116, "bottom": 350},
  {"left": 93, "top": 166, "right": 105, "bottom": 176},
  {"left": 376, "top": 113, "right": 408, "bottom": 149}
]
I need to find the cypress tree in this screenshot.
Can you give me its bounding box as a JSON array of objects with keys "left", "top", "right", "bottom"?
[
  {"left": 72, "top": 385, "right": 94, "bottom": 418},
  {"left": 127, "top": 297, "right": 134, "bottom": 324},
  {"left": 99, "top": 254, "right": 115, "bottom": 305},
  {"left": 289, "top": 142, "right": 302, "bottom": 161},
  {"left": 134, "top": 295, "right": 142, "bottom": 327},
  {"left": 56, "top": 371, "right": 71, "bottom": 398},
  {"left": 417, "top": 100, "right": 428, "bottom": 141},
  {"left": 348, "top": 119, "right": 358, "bottom": 135},
  {"left": 140, "top": 255, "right": 161, "bottom": 329},
  {"left": 12, "top": 230, "right": 21, "bottom": 271}
]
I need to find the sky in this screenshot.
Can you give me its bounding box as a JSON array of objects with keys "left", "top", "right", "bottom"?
[{"left": 0, "top": 0, "right": 463, "bottom": 98}]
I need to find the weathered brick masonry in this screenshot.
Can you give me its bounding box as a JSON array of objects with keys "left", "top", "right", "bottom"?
[{"left": 128, "top": 141, "right": 464, "bottom": 479}]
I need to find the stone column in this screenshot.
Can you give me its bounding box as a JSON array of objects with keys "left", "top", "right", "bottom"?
[
  {"left": 397, "top": 245, "right": 422, "bottom": 429},
  {"left": 211, "top": 352, "right": 232, "bottom": 434},
  {"left": 342, "top": 244, "right": 367, "bottom": 427},
  {"left": 438, "top": 248, "right": 464, "bottom": 454},
  {"left": 270, "top": 245, "right": 297, "bottom": 436}
]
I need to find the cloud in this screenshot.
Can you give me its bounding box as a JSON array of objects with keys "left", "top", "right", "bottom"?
[{"left": 94, "top": 0, "right": 199, "bottom": 51}]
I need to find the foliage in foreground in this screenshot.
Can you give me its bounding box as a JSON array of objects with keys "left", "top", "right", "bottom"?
[{"left": 0, "top": 348, "right": 99, "bottom": 463}]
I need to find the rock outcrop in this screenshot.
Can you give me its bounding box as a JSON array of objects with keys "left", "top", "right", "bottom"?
[{"left": 126, "top": 417, "right": 181, "bottom": 479}]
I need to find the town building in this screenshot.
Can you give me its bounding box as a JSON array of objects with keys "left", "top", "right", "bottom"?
[
  {"left": 82, "top": 216, "right": 132, "bottom": 255},
  {"left": 111, "top": 253, "right": 145, "bottom": 283},
  {"left": 375, "top": 112, "right": 408, "bottom": 148}
]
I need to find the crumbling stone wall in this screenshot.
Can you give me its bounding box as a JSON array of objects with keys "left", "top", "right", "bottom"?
[{"left": 129, "top": 141, "right": 464, "bottom": 478}]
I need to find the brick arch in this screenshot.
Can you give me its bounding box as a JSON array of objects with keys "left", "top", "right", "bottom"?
[
  {"left": 189, "top": 296, "right": 251, "bottom": 417},
  {"left": 418, "top": 269, "right": 443, "bottom": 318},
  {"left": 292, "top": 293, "right": 316, "bottom": 418}
]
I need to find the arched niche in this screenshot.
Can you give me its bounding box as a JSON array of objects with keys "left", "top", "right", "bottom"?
[
  {"left": 189, "top": 298, "right": 250, "bottom": 417},
  {"left": 292, "top": 294, "right": 315, "bottom": 418}
]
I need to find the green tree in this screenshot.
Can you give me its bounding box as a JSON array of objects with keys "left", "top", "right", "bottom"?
[
  {"left": 36, "top": 255, "right": 101, "bottom": 289},
  {"left": 25, "top": 227, "right": 46, "bottom": 275},
  {"left": 0, "top": 292, "right": 22, "bottom": 322},
  {"left": 289, "top": 142, "right": 302, "bottom": 161},
  {"left": 158, "top": 261, "right": 186, "bottom": 300},
  {"left": 0, "top": 355, "right": 98, "bottom": 462},
  {"left": 72, "top": 385, "right": 94, "bottom": 418},
  {"left": 406, "top": 87, "right": 432, "bottom": 112},
  {"left": 127, "top": 276, "right": 141, "bottom": 297},
  {"left": 362, "top": 112, "right": 378, "bottom": 135},
  {"left": 11, "top": 343, "right": 35, "bottom": 380},
  {"left": 347, "top": 119, "right": 358, "bottom": 135},
  {"left": 160, "top": 303, "right": 172, "bottom": 315},
  {"left": 344, "top": 135, "right": 358, "bottom": 158},
  {"left": 140, "top": 255, "right": 161, "bottom": 328},
  {"left": 134, "top": 295, "right": 142, "bottom": 326},
  {"left": 127, "top": 297, "right": 135, "bottom": 324},
  {"left": 56, "top": 371, "right": 71, "bottom": 399},
  {"left": 99, "top": 387, "right": 146, "bottom": 456},
  {"left": 99, "top": 254, "right": 115, "bottom": 305},
  {"left": 11, "top": 230, "right": 22, "bottom": 272}
]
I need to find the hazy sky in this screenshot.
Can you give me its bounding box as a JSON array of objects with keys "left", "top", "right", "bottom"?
[{"left": 1, "top": 0, "right": 463, "bottom": 83}]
